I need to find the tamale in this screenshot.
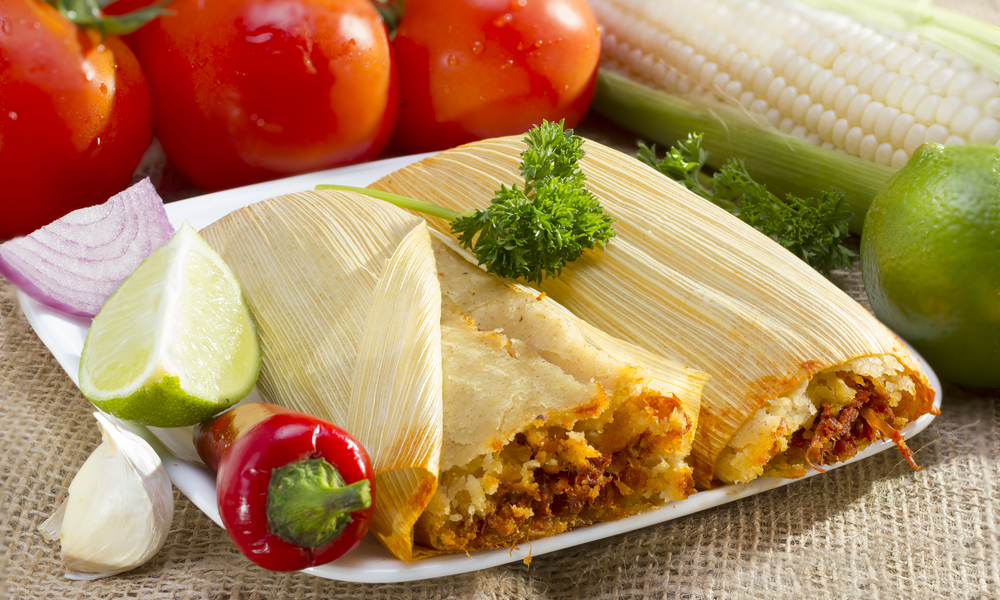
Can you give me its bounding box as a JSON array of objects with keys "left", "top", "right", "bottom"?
[
  {"left": 369, "top": 137, "right": 938, "bottom": 489},
  {"left": 423, "top": 236, "right": 703, "bottom": 552},
  {"left": 201, "top": 190, "right": 706, "bottom": 560}
]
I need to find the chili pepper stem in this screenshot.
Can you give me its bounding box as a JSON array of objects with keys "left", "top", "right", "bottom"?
[{"left": 265, "top": 458, "right": 372, "bottom": 549}]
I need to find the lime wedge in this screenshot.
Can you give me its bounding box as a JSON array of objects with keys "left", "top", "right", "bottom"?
[{"left": 79, "top": 222, "right": 261, "bottom": 427}]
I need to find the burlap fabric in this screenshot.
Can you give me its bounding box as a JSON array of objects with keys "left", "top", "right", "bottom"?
[
  {"left": 4, "top": 258, "right": 999, "bottom": 600},
  {"left": 3, "top": 1, "right": 1000, "bottom": 594}
]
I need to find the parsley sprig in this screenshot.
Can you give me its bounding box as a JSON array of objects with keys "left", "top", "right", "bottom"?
[
  {"left": 637, "top": 133, "right": 856, "bottom": 274},
  {"left": 319, "top": 120, "right": 616, "bottom": 283},
  {"left": 450, "top": 122, "right": 616, "bottom": 282}
]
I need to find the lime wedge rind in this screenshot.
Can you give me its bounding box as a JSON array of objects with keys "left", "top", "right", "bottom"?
[
  {"left": 80, "top": 222, "right": 261, "bottom": 428},
  {"left": 89, "top": 374, "right": 251, "bottom": 428}
]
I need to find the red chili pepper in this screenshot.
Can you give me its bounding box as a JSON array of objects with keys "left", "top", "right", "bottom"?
[{"left": 194, "top": 402, "right": 375, "bottom": 572}]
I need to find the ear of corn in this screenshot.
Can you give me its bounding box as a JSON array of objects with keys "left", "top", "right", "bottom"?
[
  {"left": 591, "top": 0, "right": 1000, "bottom": 232},
  {"left": 593, "top": 70, "right": 893, "bottom": 232},
  {"left": 797, "top": 0, "right": 1000, "bottom": 76}
]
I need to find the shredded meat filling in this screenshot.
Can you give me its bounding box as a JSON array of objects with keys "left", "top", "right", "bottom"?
[
  {"left": 861, "top": 405, "right": 919, "bottom": 469},
  {"left": 788, "top": 377, "right": 918, "bottom": 472},
  {"left": 443, "top": 431, "right": 657, "bottom": 552}
]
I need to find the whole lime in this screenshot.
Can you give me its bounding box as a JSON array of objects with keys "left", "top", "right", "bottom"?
[{"left": 862, "top": 143, "right": 1000, "bottom": 388}]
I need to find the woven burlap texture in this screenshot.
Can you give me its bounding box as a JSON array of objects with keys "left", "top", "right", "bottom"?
[{"left": 2, "top": 263, "right": 998, "bottom": 600}]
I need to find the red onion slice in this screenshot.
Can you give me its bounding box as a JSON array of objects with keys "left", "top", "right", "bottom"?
[{"left": 0, "top": 179, "right": 174, "bottom": 318}]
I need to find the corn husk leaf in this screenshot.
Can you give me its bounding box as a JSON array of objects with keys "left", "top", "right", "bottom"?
[
  {"left": 200, "top": 190, "right": 443, "bottom": 561},
  {"left": 369, "top": 137, "right": 935, "bottom": 489}
]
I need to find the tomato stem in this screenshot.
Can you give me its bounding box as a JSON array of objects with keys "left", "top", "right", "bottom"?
[
  {"left": 316, "top": 184, "right": 472, "bottom": 222},
  {"left": 49, "top": 0, "right": 172, "bottom": 37},
  {"left": 370, "top": 0, "right": 404, "bottom": 39},
  {"left": 265, "top": 458, "right": 372, "bottom": 549}
]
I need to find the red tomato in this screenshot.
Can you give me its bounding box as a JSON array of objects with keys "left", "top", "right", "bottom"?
[
  {"left": 391, "top": 0, "right": 600, "bottom": 154},
  {"left": 0, "top": 0, "right": 153, "bottom": 240},
  {"left": 131, "top": 0, "right": 397, "bottom": 191}
]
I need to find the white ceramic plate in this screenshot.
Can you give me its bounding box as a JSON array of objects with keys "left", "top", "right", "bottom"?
[{"left": 18, "top": 154, "right": 942, "bottom": 583}]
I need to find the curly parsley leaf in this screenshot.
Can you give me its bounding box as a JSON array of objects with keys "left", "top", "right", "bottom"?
[
  {"left": 450, "top": 120, "right": 616, "bottom": 283},
  {"left": 639, "top": 133, "right": 856, "bottom": 274},
  {"left": 637, "top": 136, "right": 701, "bottom": 188}
]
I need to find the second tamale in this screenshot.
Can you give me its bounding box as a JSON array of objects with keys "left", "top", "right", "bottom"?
[
  {"left": 423, "top": 236, "right": 703, "bottom": 552},
  {"left": 369, "top": 136, "right": 938, "bottom": 489}
]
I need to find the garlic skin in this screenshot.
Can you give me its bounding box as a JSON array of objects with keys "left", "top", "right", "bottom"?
[{"left": 40, "top": 412, "right": 174, "bottom": 580}]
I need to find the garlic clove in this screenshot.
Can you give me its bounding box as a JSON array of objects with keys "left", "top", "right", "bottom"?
[{"left": 40, "top": 412, "right": 174, "bottom": 580}]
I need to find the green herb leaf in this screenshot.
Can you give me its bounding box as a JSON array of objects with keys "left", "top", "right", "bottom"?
[
  {"left": 640, "top": 133, "right": 856, "bottom": 274},
  {"left": 451, "top": 120, "right": 616, "bottom": 283},
  {"left": 637, "top": 135, "right": 702, "bottom": 185},
  {"left": 638, "top": 135, "right": 734, "bottom": 212}
]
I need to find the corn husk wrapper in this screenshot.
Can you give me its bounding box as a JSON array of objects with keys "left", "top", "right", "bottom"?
[
  {"left": 370, "top": 137, "right": 936, "bottom": 489},
  {"left": 200, "top": 191, "right": 443, "bottom": 561}
]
